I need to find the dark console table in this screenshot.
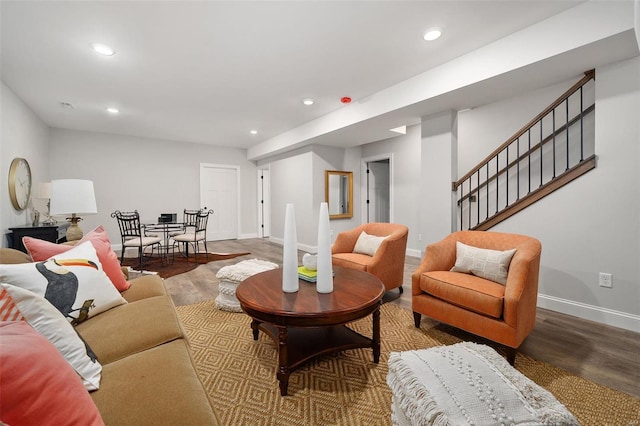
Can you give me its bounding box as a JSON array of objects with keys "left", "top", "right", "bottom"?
[{"left": 7, "top": 222, "right": 70, "bottom": 253}]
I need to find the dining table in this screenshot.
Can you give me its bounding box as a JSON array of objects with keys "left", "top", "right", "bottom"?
[{"left": 144, "top": 222, "right": 184, "bottom": 263}]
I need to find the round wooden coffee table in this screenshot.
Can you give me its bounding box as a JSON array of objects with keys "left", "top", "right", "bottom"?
[{"left": 236, "top": 266, "right": 385, "bottom": 396}]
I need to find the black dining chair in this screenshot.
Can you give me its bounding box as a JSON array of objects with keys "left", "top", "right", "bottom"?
[
  {"left": 169, "top": 208, "right": 201, "bottom": 238},
  {"left": 111, "top": 210, "right": 162, "bottom": 270},
  {"left": 173, "top": 208, "right": 213, "bottom": 263}
]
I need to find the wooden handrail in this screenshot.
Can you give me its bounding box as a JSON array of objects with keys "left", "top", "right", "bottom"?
[
  {"left": 472, "top": 155, "right": 596, "bottom": 230},
  {"left": 453, "top": 69, "right": 595, "bottom": 190},
  {"left": 455, "top": 103, "right": 595, "bottom": 204}
]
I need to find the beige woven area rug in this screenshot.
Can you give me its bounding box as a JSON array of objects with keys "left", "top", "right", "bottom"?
[{"left": 176, "top": 301, "right": 640, "bottom": 425}]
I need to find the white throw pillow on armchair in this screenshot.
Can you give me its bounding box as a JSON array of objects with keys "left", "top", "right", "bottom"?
[
  {"left": 450, "top": 241, "right": 517, "bottom": 285},
  {"left": 353, "top": 231, "right": 387, "bottom": 257}
]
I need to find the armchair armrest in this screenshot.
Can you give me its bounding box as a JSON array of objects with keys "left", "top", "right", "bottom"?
[
  {"left": 366, "top": 229, "right": 408, "bottom": 285},
  {"left": 502, "top": 240, "right": 542, "bottom": 332},
  {"left": 411, "top": 236, "right": 457, "bottom": 295},
  {"left": 412, "top": 236, "right": 457, "bottom": 274},
  {"left": 331, "top": 227, "right": 363, "bottom": 254}
]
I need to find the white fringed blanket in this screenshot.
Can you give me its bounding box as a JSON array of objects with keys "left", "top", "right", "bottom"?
[{"left": 387, "top": 342, "right": 578, "bottom": 426}]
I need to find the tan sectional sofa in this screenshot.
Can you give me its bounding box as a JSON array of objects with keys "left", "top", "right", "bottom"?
[{"left": 0, "top": 247, "right": 220, "bottom": 425}]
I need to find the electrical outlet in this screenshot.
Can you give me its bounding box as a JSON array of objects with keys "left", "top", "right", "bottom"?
[
  {"left": 599, "top": 272, "right": 612, "bottom": 288},
  {"left": 418, "top": 234, "right": 422, "bottom": 241}
]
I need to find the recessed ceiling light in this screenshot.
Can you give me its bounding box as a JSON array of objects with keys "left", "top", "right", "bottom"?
[
  {"left": 303, "top": 99, "right": 314, "bottom": 106},
  {"left": 92, "top": 43, "right": 116, "bottom": 56},
  {"left": 250, "top": 130, "right": 258, "bottom": 135},
  {"left": 423, "top": 28, "right": 443, "bottom": 41},
  {"left": 106, "top": 107, "right": 119, "bottom": 114}
]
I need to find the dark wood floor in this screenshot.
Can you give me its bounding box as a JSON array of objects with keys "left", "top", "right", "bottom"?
[{"left": 165, "top": 237, "right": 640, "bottom": 398}]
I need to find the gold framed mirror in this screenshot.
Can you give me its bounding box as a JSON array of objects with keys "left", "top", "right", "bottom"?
[{"left": 325, "top": 170, "right": 353, "bottom": 219}]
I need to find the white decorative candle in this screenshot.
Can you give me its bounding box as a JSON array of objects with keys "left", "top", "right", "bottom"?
[
  {"left": 316, "top": 202, "right": 334, "bottom": 293},
  {"left": 282, "top": 203, "right": 299, "bottom": 293}
]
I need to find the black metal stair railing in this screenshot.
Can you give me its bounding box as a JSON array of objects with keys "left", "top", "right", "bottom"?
[{"left": 453, "top": 70, "right": 597, "bottom": 231}]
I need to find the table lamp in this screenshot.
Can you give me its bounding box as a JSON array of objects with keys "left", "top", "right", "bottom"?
[
  {"left": 36, "top": 182, "right": 56, "bottom": 225},
  {"left": 50, "top": 179, "right": 98, "bottom": 241}
]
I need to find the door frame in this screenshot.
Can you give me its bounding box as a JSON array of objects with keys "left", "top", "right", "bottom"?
[
  {"left": 257, "top": 167, "right": 271, "bottom": 238},
  {"left": 199, "top": 163, "right": 240, "bottom": 240},
  {"left": 361, "top": 153, "right": 393, "bottom": 223}
]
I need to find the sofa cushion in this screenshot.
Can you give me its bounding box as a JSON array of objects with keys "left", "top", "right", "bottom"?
[
  {"left": 0, "top": 241, "right": 127, "bottom": 324},
  {"left": 0, "top": 321, "right": 105, "bottom": 426},
  {"left": 420, "top": 271, "right": 505, "bottom": 319},
  {"left": 0, "top": 248, "right": 31, "bottom": 264},
  {"left": 332, "top": 252, "right": 370, "bottom": 271},
  {"left": 120, "top": 273, "right": 167, "bottom": 302},
  {"left": 75, "top": 295, "right": 184, "bottom": 364},
  {"left": 91, "top": 339, "right": 219, "bottom": 425},
  {"left": 1, "top": 283, "right": 103, "bottom": 390},
  {"left": 23, "top": 225, "right": 131, "bottom": 291},
  {"left": 353, "top": 231, "right": 387, "bottom": 256},
  {"left": 450, "top": 242, "right": 516, "bottom": 285}
]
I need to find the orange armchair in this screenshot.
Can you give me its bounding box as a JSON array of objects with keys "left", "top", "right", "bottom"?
[
  {"left": 412, "top": 231, "right": 541, "bottom": 364},
  {"left": 331, "top": 223, "right": 409, "bottom": 293}
]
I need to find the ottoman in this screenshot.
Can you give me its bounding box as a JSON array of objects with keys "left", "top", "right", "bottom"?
[
  {"left": 387, "top": 342, "right": 578, "bottom": 426},
  {"left": 215, "top": 259, "right": 278, "bottom": 312}
]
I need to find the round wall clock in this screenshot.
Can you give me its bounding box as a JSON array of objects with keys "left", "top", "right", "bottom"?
[{"left": 8, "top": 157, "right": 32, "bottom": 211}]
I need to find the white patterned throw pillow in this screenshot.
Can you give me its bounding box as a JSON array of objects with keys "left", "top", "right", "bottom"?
[
  {"left": 0, "top": 241, "right": 126, "bottom": 324},
  {"left": 353, "top": 231, "right": 387, "bottom": 257},
  {"left": 450, "top": 241, "right": 516, "bottom": 285},
  {"left": 0, "top": 284, "right": 102, "bottom": 390}
]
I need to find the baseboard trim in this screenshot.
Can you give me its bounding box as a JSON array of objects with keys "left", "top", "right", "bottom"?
[
  {"left": 406, "top": 248, "right": 421, "bottom": 258},
  {"left": 269, "top": 238, "right": 423, "bottom": 259},
  {"left": 238, "top": 233, "right": 258, "bottom": 240},
  {"left": 268, "top": 237, "right": 315, "bottom": 254},
  {"left": 537, "top": 294, "right": 640, "bottom": 332}
]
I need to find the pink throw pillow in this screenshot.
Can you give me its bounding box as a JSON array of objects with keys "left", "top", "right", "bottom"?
[
  {"left": 23, "top": 225, "right": 131, "bottom": 291},
  {"left": 0, "top": 321, "right": 105, "bottom": 425}
]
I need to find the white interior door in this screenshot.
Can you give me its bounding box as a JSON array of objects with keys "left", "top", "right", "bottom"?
[
  {"left": 200, "top": 164, "right": 238, "bottom": 241},
  {"left": 257, "top": 169, "right": 270, "bottom": 238}
]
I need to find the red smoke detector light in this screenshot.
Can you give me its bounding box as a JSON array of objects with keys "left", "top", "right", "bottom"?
[{"left": 340, "top": 97, "right": 352, "bottom": 104}]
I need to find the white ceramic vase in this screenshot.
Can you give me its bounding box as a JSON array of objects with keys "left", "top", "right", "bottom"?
[
  {"left": 282, "top": 203, "right": 299, "bottom": 293},
  {"left": 316, "top": 202, "right": 334, "bottom": 293}
]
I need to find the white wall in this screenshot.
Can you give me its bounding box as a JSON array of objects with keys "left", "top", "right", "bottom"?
[
  {"left": 458, "top": 78, "right": 581, "bottom": 173},
  {"left": 264, "top": 144, "right": 359, "bottom": 251},
  {"left": 1, "top": 82, "right": 50, "bottom": 244},
  {"left": 267, "top": 149, "right": 314, "bottom": 249},
  {"left": 420, "top": 111, "right": 457, "bottom": 249},
  {"left": 361, "top": 124, "right": 422, "bottom": 255},
  {"left": 47, "top": 128, "right": 258, "bottom": 246},
  {"left": 457, "top": 57, "right": 640, "bottom": 330},
  {"left": 313, "top": 145, "right": 360, "bottom": 242},
  {"left": 330, "top": 146, "right": 362, "bottom": 238}
]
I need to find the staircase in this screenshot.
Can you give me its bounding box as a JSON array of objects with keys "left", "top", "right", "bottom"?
[{"left": 453, "top": 70, "right": 596, "bottom": 231}]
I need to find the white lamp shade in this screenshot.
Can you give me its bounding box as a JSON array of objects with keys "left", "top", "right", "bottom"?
[
  {"left": 37, "top": 182, "right": 51, "bottom": 199},
  {"left": 50, "top": 179, "right": 98, "bottom": 215}
]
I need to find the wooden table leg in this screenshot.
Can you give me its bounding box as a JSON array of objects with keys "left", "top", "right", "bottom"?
[
  {"left": 276, "top": 326, "right": 290, "bottom": 396},
  {"left": 372, "top": 303, "right": 381, "bottom": 364},
  {"left": 251, "top": 319, "right": 260, "bottom": 340}
]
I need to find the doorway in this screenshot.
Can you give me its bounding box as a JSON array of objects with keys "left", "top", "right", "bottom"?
[
  {"left": 200, "top": 164, "right": 239, "bottom": 240},
  {"left": 362, "top": 155, "right": 392, "bottom": 223}
]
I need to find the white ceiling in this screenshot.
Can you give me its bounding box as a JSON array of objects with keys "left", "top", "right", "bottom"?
[{"left": 0, "top": 0, "right": 628, "bottom": 156}]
